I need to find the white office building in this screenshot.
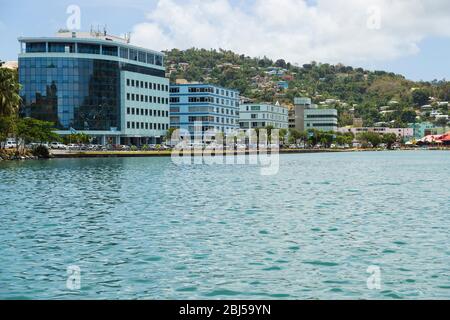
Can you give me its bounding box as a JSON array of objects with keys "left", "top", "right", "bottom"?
[{"left": 239, "top": 103, "right": 289, "bottom": 131}]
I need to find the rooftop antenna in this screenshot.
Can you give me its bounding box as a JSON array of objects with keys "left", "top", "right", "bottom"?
[{"left": 103, "top": 25, "right": 107, "bottom": 36}]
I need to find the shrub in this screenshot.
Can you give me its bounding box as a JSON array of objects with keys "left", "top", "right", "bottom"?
[
  {"left": 32, "top": 145, "right": 50, "bottom": 158},
  {"left": 130, "top": 145, "right": 138, "bottom": 151},
  {"left": 141, "top": 144, "right": 150, "bottom": 151}
]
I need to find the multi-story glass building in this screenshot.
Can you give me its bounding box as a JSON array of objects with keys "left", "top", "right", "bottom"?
[
  {"left": 169, "top": 83, "right": 239, "bottom": 139},
  {"left": 239, "top": 103, "right": 288, "bottom": 131},
  {"left": 18, "top": 31, "right": 170, "bottom": 145}
]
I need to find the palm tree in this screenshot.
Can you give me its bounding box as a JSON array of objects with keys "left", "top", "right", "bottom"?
[{"left": 0, "top": 61, "right": 21, "bottom": 117}]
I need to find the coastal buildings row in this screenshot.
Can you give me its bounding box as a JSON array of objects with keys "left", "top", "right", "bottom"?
[{"left": 16, "top": 31, "right": 444, "bottom": 144}]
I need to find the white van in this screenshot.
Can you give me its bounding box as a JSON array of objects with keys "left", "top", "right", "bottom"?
[{"left": 4, "top": 140, "right": 17, "bottom": 149}]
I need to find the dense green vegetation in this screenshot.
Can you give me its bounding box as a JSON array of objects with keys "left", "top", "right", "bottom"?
[{"left": 165, "top": 48, "right": 450, "bottom": 128}]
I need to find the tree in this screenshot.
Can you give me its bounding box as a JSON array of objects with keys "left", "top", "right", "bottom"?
[
  {"left": 16, "top": 118, "right": 59, "bottom": 150},
  {"left": 412, "top": 89, "right": 430, "bottom": 106},
  {"left": 0, "top": 62, "right": 21, "bottom": 117},
  {"left": 64, "top": 133, "right": 90, "bottom": 145},
  {"left": 382, "top": 133, "right": 398, "bottom": 149},
  {"left": 358, "top": 132, "right": 382, "bottom": 148},
  {"left": 401, "top": 109, "right": 417, "bottom": 124},
  {"left": 0, "top": 116, "right": 16, "bottom": 148},
  {"left": 279, "top": 128, "right": 288, "bottom": 145},
  {"left": 275, "top": 59, "right": 287, "bottom": 69},
  {"left": 165, "top": 127, "right": 177, "bottom": 143},
  {"left": 288, "top": 128, "right": 307, "bottom": 145}
]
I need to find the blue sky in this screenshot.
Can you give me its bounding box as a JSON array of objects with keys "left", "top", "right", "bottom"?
[{"left": 1, "top": 0, "right": 449, "bottom": 81}]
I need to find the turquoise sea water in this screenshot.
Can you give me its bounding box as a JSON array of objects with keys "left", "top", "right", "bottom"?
[{"left": 0, "top": 151, "right": 449, "bottom": 300}]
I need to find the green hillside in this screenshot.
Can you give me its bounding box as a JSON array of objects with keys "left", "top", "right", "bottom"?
[{"left": 165, "top": 48, "right": 450, "bottom": 128}]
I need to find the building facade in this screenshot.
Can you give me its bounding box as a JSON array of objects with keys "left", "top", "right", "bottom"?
[
  {"left": 304, "top": 108, "right": 338, "bottom": 132},
  {"left": 289, "top": 97, "right": 312, "bottom": 130},
  {"left": 338, "top": 127, "right": 414, "bottom": 139},
  {"left": 289, "top": 97, "right": 338, "bottom": 132},
  {"left": 169, "top": 83, "right": 239, "bottom": 139},
  {"left": 18, "top": 31, "right": 170, "bottom": 145},
  {"left": 239, "top": 103, "right": 288, "bottom": 131}
]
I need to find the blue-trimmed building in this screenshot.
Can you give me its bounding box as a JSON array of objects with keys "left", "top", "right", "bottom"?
[
  {"left": 18, "top": 31, "right": 170, "bottom": 145},
  {"left": 169, "top": 83, "right": 240, "bottom": 138}
]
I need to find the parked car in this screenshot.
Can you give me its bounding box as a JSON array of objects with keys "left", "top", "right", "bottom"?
[
  {"left": 50, "top": 142, "right": 68, "bottom": 150},
  {"left": 3, "top": 140, "right": 17, "bottom": 149},
  {"left": 67, "top": 144, "right": 80, "bottom": 150}
]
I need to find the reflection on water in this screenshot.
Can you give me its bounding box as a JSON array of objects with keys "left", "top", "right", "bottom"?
[{"left": 0, "top": 151, "right": 449, "bottom": 299}]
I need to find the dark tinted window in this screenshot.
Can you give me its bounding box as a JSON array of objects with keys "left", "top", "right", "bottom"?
[{"left": 78, "top": 44, "right": 100, "bottom": 54}]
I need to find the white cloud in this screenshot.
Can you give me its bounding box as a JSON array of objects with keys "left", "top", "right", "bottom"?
[{"left": 130, "top": 0, "right": 450, "bottom": 65}]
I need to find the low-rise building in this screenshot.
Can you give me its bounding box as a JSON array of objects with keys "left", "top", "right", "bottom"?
[
  {"left": 338, "top": 127, "right": 414, "bottom": 139},
  {"left": 408, "top": 122, "right": 436, "bottom": 139},
  {"left": 239, "top": 102, "right": 288, "bottom": 131}
]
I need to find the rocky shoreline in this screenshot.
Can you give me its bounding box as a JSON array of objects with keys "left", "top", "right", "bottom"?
[{"left": 0, "top": 150, "right": 43, "bottom": 161}]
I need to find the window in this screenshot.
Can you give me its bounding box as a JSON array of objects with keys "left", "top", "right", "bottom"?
[
  {"left": 48, "top": 42, "right": 75, "bottom": 53},
  {"left": 147, "top": 53, "right": 155, "bottom": 65},
  {"left": 170, "top": 87, "right": 180, "bottom": 93},
  {"left": 127, "top": 79, "right": 130, "bottom": 86},
  {"left": 120, "top": 47, "right": 128, "bottom": 59},
  {"left": 127, "top": 107, "right": 130, "bottom": 114},
  {"left": 129, "top": 49, "right": 138, "bottom": 61},
  {"left": 26, "top": 42, "right": 46, "bottom": 53},
  {"left": 102, "top": 45, "right": 118, "bottom": 56},
  {"left": 131, "top": 80, "right": 135, "bottom": 87},
  {"left": 127, "top": 122, "right": 131, "bottom": 129},
  {"left": 138, "top": 51, "right": 147, "bottom": 63},
  {"left": 127, "top": 93, "right": 130, "bottom": 100},
  {"left": 155, "top": 55, "right": 163, "bottom": 66},
  {"left": 170, "top": 97, "right": 180, "bottom": 103},
  {"left": 78, "top": 44, "right": 100, "bottom": 54}
]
